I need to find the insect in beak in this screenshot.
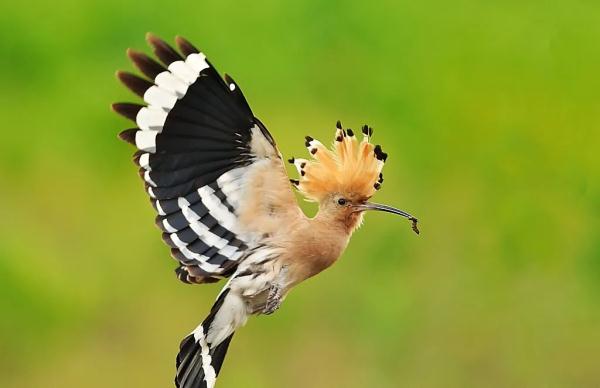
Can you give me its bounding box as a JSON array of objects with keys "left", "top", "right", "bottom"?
[{"left": 352, "top": 202, "right": 420, "bottom": 234}]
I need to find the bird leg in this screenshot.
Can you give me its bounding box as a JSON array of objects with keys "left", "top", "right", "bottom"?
[{"left": 263, "top": 285, "right": 282, "bottom": 315}]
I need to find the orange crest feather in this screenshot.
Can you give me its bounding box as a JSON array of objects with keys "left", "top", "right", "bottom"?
[{"left": 290, "top": 122, "right": 387, "bottom": 201}]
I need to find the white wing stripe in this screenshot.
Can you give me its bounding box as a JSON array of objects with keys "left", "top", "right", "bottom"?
[
  {"left": 181, "top": 205, "right": 201, "bottom": 222},
  {"left": 144, "top": 170, "right": 157, "bottom": 187},
  {"left": 186, "top": 53, "right": 210, "bottom": 74},
  {"left": 176, "top": 197, "right": 235, "bottom": 250},
  {"left": 143, "top": 86, "right": 177, "bottom": 110},
  {"left": 219, "top": 182, "right": 242, "bottom": 207},
  {"left": 136, "top": 106, "right": 168, "bottom": 131},
  {"left": 168, "top": 60, "right": 198, "bottom": 84},
  {"left": 187, "top": 221, "right": 229, "bottom": 249},
  {"left": 170, "top": 232, "right": 244, "bottom": 264},
  {"left": 147, "top": 186, "right": 156, "bottom": 199},
  {"left": 155, "top": 200, "right": 166, "bottom": 216},
  {"left": 216, "top": 167, "right": 247, "bottom": 209},
  {"left": 219, "top": 245, "right": 239, "bottom": 258},
  {"left": 135, "top": 131, "right": 158, "bottom": 152},
  {"left": 169, "top": 235, "right": 221, "bottom": 272},
  {"left": 139, "top": 153, "right": 151, "bottom": 170},
  {"left": 198, "top": 186, "right": 238, "bottom": 232},
  {"left": 155, "top": 71, "right": 189, "bottom": 97},
  {"left": 162, "top": 219, "right": 177, "bottom": 233}
]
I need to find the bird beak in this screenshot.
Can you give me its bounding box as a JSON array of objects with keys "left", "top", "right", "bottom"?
[{"left": 353, "top": 202, "right": 420, "bottom": 234}]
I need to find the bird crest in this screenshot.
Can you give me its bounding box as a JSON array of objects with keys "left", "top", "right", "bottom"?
[{"left": 289, "top": 121, "right": 387, "bottom": 202}]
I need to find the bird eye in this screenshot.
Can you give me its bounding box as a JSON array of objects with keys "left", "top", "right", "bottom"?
[{"left": 337, "top": 198, "right": 347, "bottom": 205}]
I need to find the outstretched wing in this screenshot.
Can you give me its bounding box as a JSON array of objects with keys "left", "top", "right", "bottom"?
[{"left": 113, "top": 34, "right": 298, "bottom": 284}]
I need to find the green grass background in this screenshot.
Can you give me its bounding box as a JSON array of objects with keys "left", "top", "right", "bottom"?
[{"left": 1, "top": 0, "right": 599, "bottom": 387}]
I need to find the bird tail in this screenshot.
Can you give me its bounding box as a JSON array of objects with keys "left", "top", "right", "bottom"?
[{"left": 175, "top": 288, "right": 247, "bottom": 388}]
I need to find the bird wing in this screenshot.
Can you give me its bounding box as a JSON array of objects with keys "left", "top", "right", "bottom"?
[{"left": 113, "top": 34, "right": 300, "bottom": 284}]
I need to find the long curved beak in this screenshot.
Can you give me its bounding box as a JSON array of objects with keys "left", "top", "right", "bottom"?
[{"left": 353, "top": 202, "right": 420, "bottom": 234}]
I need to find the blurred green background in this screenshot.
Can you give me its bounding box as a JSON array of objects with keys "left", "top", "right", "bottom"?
[{"left": 1, "top": 0, "right": 599, "bottom": 387}]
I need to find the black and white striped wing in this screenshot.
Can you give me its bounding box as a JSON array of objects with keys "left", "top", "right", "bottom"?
[{"left": 113, "top": 34, "right": 282, "bottom": 284}]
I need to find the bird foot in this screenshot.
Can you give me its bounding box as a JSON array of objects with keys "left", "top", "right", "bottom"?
[{"left": 263, "top": 285, "right": 282, "bottom": 315}]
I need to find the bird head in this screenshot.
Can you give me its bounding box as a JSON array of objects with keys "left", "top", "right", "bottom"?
[{"left": 289, "top": 121, "right": 419, "bottom": 234}]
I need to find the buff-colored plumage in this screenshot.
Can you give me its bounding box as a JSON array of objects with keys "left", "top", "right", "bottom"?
[{"left": 291, "top": 122, "right": 387, "bottom": 202}]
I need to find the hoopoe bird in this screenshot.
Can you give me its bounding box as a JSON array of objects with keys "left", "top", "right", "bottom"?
[{"left": 113, "top": 34, "right": 419, "bottom": 388}]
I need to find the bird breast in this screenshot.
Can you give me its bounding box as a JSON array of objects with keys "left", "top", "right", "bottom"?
[{"left": 282, "top": 221, "right": 350, "bottom": 287}]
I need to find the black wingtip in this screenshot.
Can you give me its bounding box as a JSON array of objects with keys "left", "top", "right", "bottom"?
[
  {"left": 127, "top": 48, "right": 166, "bottom": 79},
  {"left": 224, "top": 73, "right": 237, "bottom": 90},
  {"left": 133, "top": 150, "right": 143, "bottom": 165},
  {"left": 118, "top": 128, "right": 137, "bottom": 145},
  {"left": 112, "top": 102, "right": 142, "bottom": 122},
  {"left": 146, "top": 33, "right": 183, "bottom": 66},
  {"left": 161, "top": 232, "right": 178, "bottom": 248},
  {"left": 116, "top": 71, "right": 153, "bottom": 98},
  {"left": 336, "top": 120, "right": 342, "bottom": 130},
  {"left": 174, "top": 266, "right": 193, "bottom": 284},
  {"left": 175, "top": 36, "right": 199, "bottom": 56}
]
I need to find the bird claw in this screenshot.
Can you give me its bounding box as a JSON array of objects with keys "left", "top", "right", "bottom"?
[{"left": 263, "top": 285, "right": 282, "bottom": 315}]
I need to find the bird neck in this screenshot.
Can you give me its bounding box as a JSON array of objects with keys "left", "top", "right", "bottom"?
[
  {"left": 280, "top": 207, "right": 359, "bottom": 287},
  {"left": 314, "top": 207, "right": 364, "bottom": 236}
]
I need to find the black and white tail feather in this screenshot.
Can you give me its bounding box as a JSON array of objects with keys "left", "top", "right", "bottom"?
[
  {"left": 114, "top": 34, "right": 288, "bottom": 387},
  {"left": 176, "top": 289, "right": 234, "bottom": 388}
]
